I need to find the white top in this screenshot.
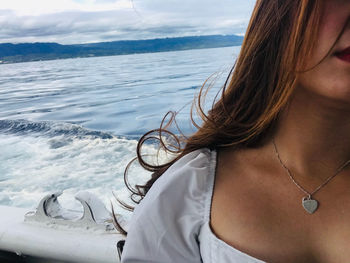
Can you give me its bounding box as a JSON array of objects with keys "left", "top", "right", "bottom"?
[{"left": 121, "top": 148, "right": 266, "bottom": 263}]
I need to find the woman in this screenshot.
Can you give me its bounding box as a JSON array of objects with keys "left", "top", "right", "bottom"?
[{"left": 117, "top": 0, "right": 350, "bottom": 262}]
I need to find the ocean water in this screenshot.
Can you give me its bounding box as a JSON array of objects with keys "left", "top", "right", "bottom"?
[{"left": 0, "top": 46, "right": 240, "bottom": 218}]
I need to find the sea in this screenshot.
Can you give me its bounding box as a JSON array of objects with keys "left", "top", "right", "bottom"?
[{"left": 0, "top": 46, "right": 240, "bottom": 219}]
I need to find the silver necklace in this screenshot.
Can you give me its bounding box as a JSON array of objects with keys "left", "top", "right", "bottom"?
[{"left": 272, "top": 138, "right": 350, "bottom": 214}]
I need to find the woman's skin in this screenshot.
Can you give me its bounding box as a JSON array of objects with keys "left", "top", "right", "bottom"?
[{"left": 211, "top": 1, "right": 350, "bottom": 262}]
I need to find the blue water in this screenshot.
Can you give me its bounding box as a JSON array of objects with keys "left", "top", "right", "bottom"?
[{"left": 0, "top": 46, "right": 240, "bottom": 217}]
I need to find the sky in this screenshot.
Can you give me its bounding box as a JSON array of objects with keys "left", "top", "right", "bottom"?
[{"left": 0, "top": 0, "right": 256, "bottom": 44}]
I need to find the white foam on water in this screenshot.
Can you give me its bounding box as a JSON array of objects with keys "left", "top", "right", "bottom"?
[{"left": 0, "top": 133, "right": 166, "bottom": 219}]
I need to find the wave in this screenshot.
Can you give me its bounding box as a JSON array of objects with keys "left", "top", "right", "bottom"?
[{"left": 0, "top": 119, "right": 114, "bottom": 139}]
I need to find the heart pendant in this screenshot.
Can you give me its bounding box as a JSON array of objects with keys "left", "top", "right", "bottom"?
[{"left": 302, "top": 197, "right": 318, "bottom": 214}]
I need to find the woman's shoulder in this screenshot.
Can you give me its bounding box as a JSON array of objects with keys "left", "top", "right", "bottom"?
[
  {"left": 148, "top": 148, "right": 215, "bottom": 199},
  {"left": 161, "top": 147, "right": 215, "bottom": 181},
  {"left": 131, "top": 147, "right": 217, "bottom": 223},
  {"left": 121, "top": 148, "right": 217, "bottom": 262}
]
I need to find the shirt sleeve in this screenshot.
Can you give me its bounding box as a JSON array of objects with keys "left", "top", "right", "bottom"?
[{"left": 121, "top": 149, "right": 212, "bottom": 263}]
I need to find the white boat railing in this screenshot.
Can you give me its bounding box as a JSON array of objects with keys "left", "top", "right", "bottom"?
[{"left": 0, "top": 192, "right": 127, "bottom": 263}]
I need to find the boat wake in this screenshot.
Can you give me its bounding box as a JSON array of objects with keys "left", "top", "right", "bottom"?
[{"left": 0, "top": 119, "right": 154, "bottom": 218}]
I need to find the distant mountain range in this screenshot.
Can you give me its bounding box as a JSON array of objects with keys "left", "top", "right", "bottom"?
[{"left": 0, "top": 34, "right": 243, "bottom": 64}]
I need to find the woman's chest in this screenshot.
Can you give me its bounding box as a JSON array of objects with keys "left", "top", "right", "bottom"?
[
  {"left": 210, "top": 160, "right": 350, "bottom": 263},
  {"left": 210, "top": 206, "right": 350, "bottom": 263},
  {"left": 200, "top": 220, "right": 350, "bottom": 263}
]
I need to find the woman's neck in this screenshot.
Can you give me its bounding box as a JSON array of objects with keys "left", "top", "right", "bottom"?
[{"left": 272, "top": 86, "right": 350, "bottom": 183}]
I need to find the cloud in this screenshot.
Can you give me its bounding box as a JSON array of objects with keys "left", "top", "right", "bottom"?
[
  {"left": 0, "top": 0, "right": 255, "bottom": 44},
  {"left": 0, "top": 0, "right": 132, "bottom": 16}
]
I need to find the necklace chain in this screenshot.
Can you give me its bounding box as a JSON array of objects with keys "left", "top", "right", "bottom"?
[{"left": 272, "top": 138, "right": 350, "bottom": 198}]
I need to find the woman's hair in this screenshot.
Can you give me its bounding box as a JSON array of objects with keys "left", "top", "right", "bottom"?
[{"left": 113, "top": 0, "right": 326, "bottom": 236}]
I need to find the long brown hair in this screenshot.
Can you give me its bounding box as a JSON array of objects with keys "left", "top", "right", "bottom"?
[{"left": 113, "top": 0, "right": 325, "bottom": 236}]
